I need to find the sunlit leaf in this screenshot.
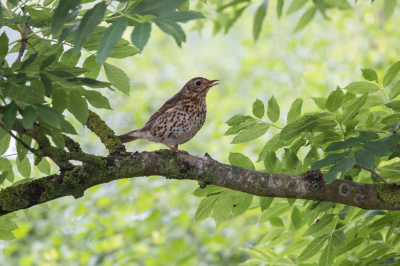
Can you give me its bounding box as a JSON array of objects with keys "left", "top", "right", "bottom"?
[
  {"left": 229, "top": 152, "right": 255, "bottom": 170},
  {"left": 267, "top": 96, "right": 279, "bottom": 123},
  {"left": 231, "top": 123, "right": 270, "bottom": 144},
  {"left": 104, "top": 63, "right": 130, "bottom": 95},
  {"left": 383, "top": 61, "right": 400, "bottom": 87},
  {"left": 252, "top": 99, "right": 264, "bottom": 119},
  {"left": 325, "top": 86, "right": 344, "bottom": 112},
  {"left": 253, "top": 2, "right": 267, "bottom": 41},
  {"left": 293, "top": 6, "right": 317, "bottom": 33},
  {"left": 69, "top": 90, "right": 88, "bottom": 125},
  {"left": 131, "top": 22, "right": 151, "bottom": 52},
  {"left": 298, "top": 234, "right": 329, "bottom": 261},
  {"left": 361, "top": 68, "right": 379, "bottom": 83}
]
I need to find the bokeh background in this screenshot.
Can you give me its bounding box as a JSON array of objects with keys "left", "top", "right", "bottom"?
[{"left": 1, "top": 0, "right": 400, "bottom": 265}]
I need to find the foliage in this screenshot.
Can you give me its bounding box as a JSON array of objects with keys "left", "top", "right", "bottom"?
[{"left": 0, "top": 0, "right": 400, "bottom": 265}]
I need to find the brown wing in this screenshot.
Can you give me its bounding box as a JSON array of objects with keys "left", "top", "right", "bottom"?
[{"left": 141, "top": 89, "right": 184, "bottom": 130}]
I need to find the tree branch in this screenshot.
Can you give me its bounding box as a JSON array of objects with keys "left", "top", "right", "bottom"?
[
  {"left": 1, "top": 149, "right": 399, "bottom": 216},
  {"left": 0, "top": 123, "right": 35, "bottom": 154}
]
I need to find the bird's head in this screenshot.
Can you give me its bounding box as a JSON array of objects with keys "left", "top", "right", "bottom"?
[{"left": 182, "top": 77, "right": 219, "bottom": 99}]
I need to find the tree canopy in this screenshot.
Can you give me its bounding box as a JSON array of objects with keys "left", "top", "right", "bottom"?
[{"left": 1, "top": 0, "right": 400, "bottom": 265}]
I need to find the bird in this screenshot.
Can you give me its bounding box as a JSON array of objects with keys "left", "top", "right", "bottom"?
[{"left": 118, "top": 77, "right": 219, "bottom": 152}]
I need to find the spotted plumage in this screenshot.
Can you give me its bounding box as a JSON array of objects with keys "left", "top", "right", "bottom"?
[{"left": 118, "top": 77, "right": 219, "bottom": 152}]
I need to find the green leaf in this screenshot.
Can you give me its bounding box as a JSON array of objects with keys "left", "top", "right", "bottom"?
[
  {"left": 298, "top": 234, "right": 329, "bottom": 261},
  {"left": 22, "top": 106, "right": 36, "bottom": 129},
  {"left": 264, "top": 151, "right": 281, "bottom": 173},
  {"left": 154, "top": 19, "right": 186, "bottom": 47},
  {"left": 177, "top": 1, "right": 189, "bottom": 11},
  {"left": 130, "top": 0, "right": 187, "bottom": 16},
  {"left": 59, "top": 22, "right": 80, "bottom": 43},
  {"left": 382, "top": 113, "right": 400, "bottom": 126},
  {"left": 311, "top": 150, "right": 351, "bottom": 170},
  {"left": 354, "top": 150, "right": 375, "bottom": 168},
  {"left": 0, "top": 134, "right": 11, "bottom": 156},
  {"left": 267, "top": 96, "right": 279, "bottom": 123},
  {"left": 283, "top": 149, "right": 302, "bottom": 174},
  {"left": 0, "top": 33, "right": 9, "bottom": 63},
  {"left": 232, "top": 191, "right": 253, "bottom": 216},
  {"left": 314, "top": 131, "right": 341, "bottom": 145},
  {"left": 25, "top": 6, "right": 50, "bottom": 23},
  {"left": 69, "top": 90, "right": 88, "bottom": 125},
  {"left": 81, "top": 89, "right": 111, "bottom": 109},
  {"left": 389, "top": 80, "right": 400, "bottom": 100},
  {"left": 324, "top": 163, "right": 341, "bottom": 184},
  {"left": 20, "top": 51, "right": 38, "bottom": 70},
  {"left": 384, "top": 0, "right": 397, "bottom": 19},
  {"left": 257, "top": 134, "right": 285, "bottom": 162},
  {"left": 0, "top": 170, "right": 9, "bottom": 185},
  {"left": 213, "top": 190, "right": 234, "bottom": 226},
  {"left": 325, "top": 137, "right": 364, "bottom": 152},
  {"left": 319, "top": 238, "right": 335, "bottom": 266},
  {"left": 82, "top": 54, "right": 101, "bottom": 79},
  {"left": 385, "top": 101, "right": 400, "bottom": 112},
  {"left": 16, "top": 156, "right": 31, "bottom": 178},
  {"left": 332, "top": 230, "right": 346, "bottom": 247},
  {"left": 337, "top": 157, "right": 355, "bottom": 174},
  {"left": 358, "top": 131, "right": 379, "bottom": 140},
  {"left": 259, "top": 204, "right": 290, "bottom": 223},
  {"left": 252, "top": 99, "right": 264, "bottom": 119},
  {"left": 131, "top": 22, "right": 151, "bottom": 52},
  {"left": 156, "top": 11, "right": 205, "bottom": 23},
  {"left": 287, "top": 98, "right": 303, "bottom": 123},
  {"left": 97, "top": 17, "right": 128, "bottom": 66},
  {"left": 344, "top": 81, "right": 380, "bottom": 94},
  {"left": 104, "top": 63, "right": 130, "bottom": 95},
  {"left": 110, "top": 45, "right": 140, "bottom": 59},
  {"left": 40, "top": 53, "right": 57, "bottom": 71},
  {"left": 4, "top": 100, "right": 17, "bottom": 131},
  {"left": 224, "top": 119, "right": 257, "bottom": 135},
  {"left": 277, "top": 0, "right": 284, "bottom": 18},
  {"left": 226, "top": 114, "right": 248, "bottom": 126},
  {"left": 35, "top": 104, "right": 61, "bottom": 129},
  {"left": 36, "top": 158, "right": 50, "bottom": 175},
  {"left": 52, "top": 0, "right": 81, "bottom": 35},
  {"left": 0, "top": 230, "right": 16, "bottom": 241},
  {"left": 287, "top": 0, "right": 308, "bottom": 14},
  {"left": 304, "top": 215, "right": 335, "bottom": 237},
  {"left": 386, "top": 214, "right": 399, "bottom": 242},
  {"left": 338, "top": 206, "right": 348, "bottom": 220},
  {"left": 0, "top": 158, "right": 14, "bottom": 182},
  {"left": 192, "top": 185, "right": 226, "bottom": 197},
  {"left": 342, "top": 94, "right": 368, "bottom": 123},
  {"left": 195, "top": 193, "right": 220, "bottom": 221},
  {"left": 259, "top": 197, "right": 274, "bottom": 212},
  {"left": 291, "top": 206, "right": 302, "bottom": 230},
  {"left": 269, "top": 216, "right": 284, "bottom": 227},
  {"left": 73, "top": 2, "right": 106, "bottom": 56},
  {"left": 39, "top": 73, "right": 52, "bottom": 96},
  {"left": 231, "top": 123, "right": 270, "bottom": 144},
  {"left": 60, "top": 49, "right": 80, "bottom": 67},
  {"left": 364, "top": 141, "right": 389, "bottom": 157},
  {"left": 361, "top": 68, "right": 379, "bottom": 83},
  {"left": 0, "top": 5, "right": 4, "bottom": 29},
  {"left": 48, "top": 128, "right": 65, "bottom": 149},
  {"left": 253, "top": 2, "right": 267, "bottom": 41},
  {"left": 280, "top": 114, "right": 321, "bottom": 141},
  {"left": 383, "top": 61, "right": 400, "bottom": 87},
  {"left": 325, "top": 86, "right": 344, "bottom": 112},
  {"left": 229, "top": 152, "right": 255, "bottom": 170},
  {"left": 51, "top": 87, "right": 68, "bottom": 113},
  {"left": 293, "top": 6, "right": 317, "bottom": 33}
]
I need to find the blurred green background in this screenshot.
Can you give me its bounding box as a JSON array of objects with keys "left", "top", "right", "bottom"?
[{"left": 1, "top": 0, "right": 400, "bottom": 265}]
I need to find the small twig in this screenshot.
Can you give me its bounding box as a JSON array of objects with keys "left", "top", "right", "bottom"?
[
  {"left": 0, "top": 123, "right": 35, "bottom": 154},
  {"left": 354, "top": 164, "right": 387, "bottom": 183},
  {"left": 15, "top": 7, "right": 28, "bottom": 62}
]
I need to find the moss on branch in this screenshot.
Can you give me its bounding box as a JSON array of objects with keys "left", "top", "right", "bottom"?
[{"left": 86, "top": 110, "right": 125, "bottom": 154}]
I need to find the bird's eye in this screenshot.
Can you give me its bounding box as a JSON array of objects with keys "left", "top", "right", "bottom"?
[{"left": 196, "top": 81, "right": 201, "bottom": 86}]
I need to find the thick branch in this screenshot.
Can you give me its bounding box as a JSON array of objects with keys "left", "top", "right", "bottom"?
[{"left": 1, "top": 150, "right": 399, "bottom": 216}]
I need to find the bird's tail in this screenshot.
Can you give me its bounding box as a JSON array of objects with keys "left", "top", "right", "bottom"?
[{"left": 118, "top": 130, "right": 140, "bottom": 143}]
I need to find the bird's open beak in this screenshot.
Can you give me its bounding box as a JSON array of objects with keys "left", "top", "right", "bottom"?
[{"left": 202, "top": 80, "right": 219, "bottom": 87}]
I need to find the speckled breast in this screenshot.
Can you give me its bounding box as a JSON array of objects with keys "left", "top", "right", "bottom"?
[{"left": 150, "top": 101, "right": 207, "bottom": 146}]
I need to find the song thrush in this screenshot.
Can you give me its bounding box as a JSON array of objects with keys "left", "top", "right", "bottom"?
[{"left": 118, "top": 77, "right": 219, "bottom": 152}]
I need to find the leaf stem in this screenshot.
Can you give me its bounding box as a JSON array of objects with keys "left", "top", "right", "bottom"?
[
  {"left": 330, "top": 114, "right": 345, "bottom": 140},
  {"left": 353, "top": 164, "right": 387, "bottom": 183}
]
